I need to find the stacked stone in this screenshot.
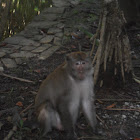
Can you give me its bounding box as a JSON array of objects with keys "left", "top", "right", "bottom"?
[{"left": 0, "top": 0, "right": 80, "bottom": 70}]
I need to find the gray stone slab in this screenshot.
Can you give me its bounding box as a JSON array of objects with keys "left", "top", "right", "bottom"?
[
  {"left": 21, "top": 46, "right": 37, "bottom": 51},
  {"left": 33, "top": 35, "right": 45, "bottom": 41},
  {"left": 53, "top": 37, "right": 62, "bottom": 45},
  {"left": 0, "top": 48, "right": 15, "bottom": 54},
  {"left": 55, "top": 23, "right": 65, "bottom": 29},
  {"left": 40, "top": 35, "right": 54, "bottom": 44},
  {"left": 68, "top": 0, "right": 80, "bottom": 6},
  {"left": 32, "top": 46, "right": 48, "bottom": 53},
  {"left": 3, "top": 36, "right": 40, "bottom": 47},
  {"left": 55, "top": 32, "right": 64, "bottom": 38},
  {"left": 1, "top": 58, "right": 17, "bottom": 68},
  {"left": 52, "top": 0, "right": 70, "bottom": 7},
  {"left": 33, "top": 14, "right": 58, "bottom": 21},
  {"left": 15, "top": 58, "right": 23, "bottom": 64},
  {"left": 43, "top": 7, "right": 65, "bottom": 14},
  {"left": 0, "top": 52, "right": 6, "bottom": 58},
  {"left": 6, "top": 44, "right": 22, "bottom": 49},
  {"left": 47, "top": 28, "right": 62, "bottom": 35},
  {"left": 10, "top": 51, "right": 36, "bottom": 58},
  {"left": 4, "top": 36, "right": 22, "bottom": 45},
  {"left": 32, "top": 44, "right": 52, "bottom": 53},
  {"left": 19, "top": 38, "right": 40, "bottom": 46},
  {"left": 39, "top": 46, "right": 61, "bottom": 60},
  {"left": 27, "top": 21, "right": 57, "bottom": 29}
]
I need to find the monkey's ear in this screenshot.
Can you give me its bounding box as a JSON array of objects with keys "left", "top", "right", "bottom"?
[{"left": 65, "top": 54, "right": 71, "bottom": 61}]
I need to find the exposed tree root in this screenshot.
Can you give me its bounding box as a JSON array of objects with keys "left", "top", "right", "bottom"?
[{"left": 91, "top": 0, "right": 132, "bottom": 85}]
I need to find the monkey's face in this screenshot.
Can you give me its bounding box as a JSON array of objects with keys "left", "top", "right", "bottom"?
[
  {"left": 72, "top": 60, "right": 89, "bottom": 80},
  {"left": 66, "top": 52, "right": 92, "bottom": 80}
]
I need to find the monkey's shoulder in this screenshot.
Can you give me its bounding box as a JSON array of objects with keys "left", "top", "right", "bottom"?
[{"left": 40, "top": 63, "right": 69, "bottom": 90}]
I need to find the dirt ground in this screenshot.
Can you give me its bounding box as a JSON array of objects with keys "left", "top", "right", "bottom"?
[{"left": 0, "top": 1, "right": 140, "bottom": 140}]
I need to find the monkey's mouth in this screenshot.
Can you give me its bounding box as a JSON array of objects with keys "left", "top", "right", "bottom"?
[
  {"left": 78, "top": 71, "right": 85, "bottom": 80},
  {"left": 79, "top": 71, "right": 83, "bottom": 73}
]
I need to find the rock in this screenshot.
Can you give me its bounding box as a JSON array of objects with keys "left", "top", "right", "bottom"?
[
  {"left": 56, "top": 23, "right": 65, "bottom": 29},
  {"left": 21, "top": 46, "right": 37, "bottom": 51},
  {"left": 32, "top": 44, "right": 51, "bottom": 53},
  {"left": 3, "top": 36, "right": 22, "bottom": 45},
  {"left": 15, "top": 58, "right": 23, "bottom": 64},
  {"left": 26, "top": 21, "right": 57, "bottom": 29},
  {"left": 55, "top": 32, "right": 64, "bottom": 38},
  {"left": 6, "top": 44, "right": 22, "bottom": 50},
  {"left": 33, "top": 35, "right": 45, "bottom": 41},
  {"left": 52, "top": 0, "right": 70, "bottom": 7},
  {"left": 47, "top": 28, "right": 62, "bottom": 35},
  {"left": 32, "top": 46, "right": 48, "bottom": 53},
  {"left": 124, "top": 102, "right": 129, "bottom": 106},
  {"left": 69, "top": 0, "right": 80, "bottom": 6},
  {"left": 122, "top": 115, "right": 127, "bottom": 119},
  {"left": 39, "top": 46, "right": 61, "bottom": 60},
  {"left": 1, "top": 58, "right": 17, "bottom": 68},
  {"left": 135, "top": 112, "right": 139, "bottom": 116},
  {"left": 0, "top": 52, "right": 6, "bottom": 58},
  {"left": 33, "top": 14, "right": 58, "bottom": 21},
  {"left": 23, "top": 29, "right": 40, "bottom": 38},
  {"left": 0, "top": 48, "right": 14, "bottom": 54},
  {"left": 53, "top": 37, "right": 62, "bottom": 45},
  {"left": 44, "top": 7, "right": 65, "bottom": 14},
  {"left": 10, "top": 51, "right": 36, "bottom": 58},
  {"left": 40, "top": 35, "right": 54, "bottom": 44},
  {"left": 19, "top": 38, "right": 40, "bottom": 46},
  {"left": 3, "top": 36, "right": 40, "bottom": 47}
]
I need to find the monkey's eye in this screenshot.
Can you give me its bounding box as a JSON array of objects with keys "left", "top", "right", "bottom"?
[
  {"left": 82, "top": 61, "right": 86, "bottom": 64},
  {"left": 75, "top": 62, "right": 80, "bottom": 65}
]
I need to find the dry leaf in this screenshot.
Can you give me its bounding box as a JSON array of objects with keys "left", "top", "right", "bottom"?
[
  {"left": 22, "top": 118, "right": 27, "bottom": 121},
  {"left": 106, "top": 103, "right": 116, "bottom": 109},
  {"left": 71, "top": 45, "right": 76, "bottom": 49},
  {"left": 97, "top": 99, "right": 103, "bottom": 104},
  {"left": 134, "top": 138, "right": 140, "bottom": 140},
  {"left": 34, "top": 69, "right": 41, "bottom": 73},
  {"left": 16, "top": 101, "right": 23, "bottom": 107}
]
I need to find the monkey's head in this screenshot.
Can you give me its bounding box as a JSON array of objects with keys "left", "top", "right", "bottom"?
[{"left": 66, "top": 52, "right": 93, "bottom": 80}]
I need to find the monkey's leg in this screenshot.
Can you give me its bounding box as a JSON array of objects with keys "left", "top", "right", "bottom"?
[
  {"left": 38, "top": 107, "right": 52, "bottom": 136},
  {"left": 82, "top": 99, "right": 97, "bottom": 131},
  {"left": 69, "top": 98, "right": 80, "bottom": 126},
  {"left": 58, "top": 102, "right": 77, "bottom": 140}
]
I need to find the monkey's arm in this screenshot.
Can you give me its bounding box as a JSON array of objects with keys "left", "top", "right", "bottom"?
[{"left": 35, "top": 66, "right": 68, "bottom": 108}]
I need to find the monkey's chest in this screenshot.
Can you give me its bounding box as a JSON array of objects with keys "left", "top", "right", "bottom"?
[{"left": 70, "top": 79, "right": 93, "bottom": 104}]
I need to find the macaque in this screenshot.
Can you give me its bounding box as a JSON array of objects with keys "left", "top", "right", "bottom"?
[{"left": 35, "top": 52, "right": 97, "bottom": 138}]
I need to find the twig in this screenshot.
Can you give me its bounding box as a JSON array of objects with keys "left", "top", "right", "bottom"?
[
  {"left": 20, "top": 103, "right": 33, "bottom": 115},
  {"left": 133, "top": 77, "right": 140, "bottom": 84},
  {"left": 105, "top": 108, "right": 140, "bottom": 112},
  {"left": 0, "top": 72, "right": 34, "bottom": 83},
  {"left": 96, "top": 114, "right": 109, "bottom": 129},
  {"left": 78, "top": 136, "right": 105, "bottom": 139},
  {"left": 4, "top": 125, "right": 17, "bottom": 140},
  {"left": 96, "top": 99, "right": 140, "bottom": 102}
]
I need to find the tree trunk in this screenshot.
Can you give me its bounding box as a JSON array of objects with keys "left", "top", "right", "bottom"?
[{"left": 90, "top": 0, "right": 132, "bottom": 86}]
